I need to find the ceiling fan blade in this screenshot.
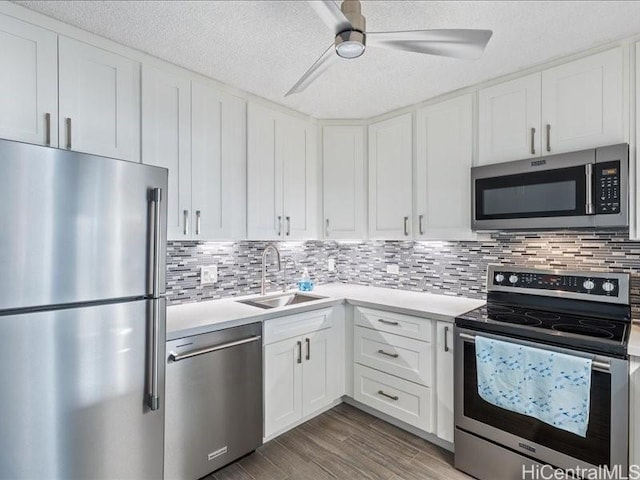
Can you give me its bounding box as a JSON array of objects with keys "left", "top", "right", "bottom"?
[
  {"left": 308, "top": 0, "right": 353, "bottom": 35},
  {"left": 285, "top": 43, "right": 337, "bottom": 97},
  {"left": 366, "top": 29, "right": 493, "bottom": 59}
]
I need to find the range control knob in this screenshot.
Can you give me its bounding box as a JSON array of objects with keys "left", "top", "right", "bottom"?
[
  {"left": 602, "top": 281, "right": 616, "bottom": 293},
  {"left": 509, "top": 275, "right": 519, "bottom": 284},
  {"left": 495, "top": 273, "right": 505, "bottom": 283},
  {"left": 583, "top": 280, "right": 595, "bottom": 290}
]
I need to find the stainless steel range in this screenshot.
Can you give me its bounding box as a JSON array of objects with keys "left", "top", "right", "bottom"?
[{"left": 454, "top": 265, "right": 631, "bottom": 479}]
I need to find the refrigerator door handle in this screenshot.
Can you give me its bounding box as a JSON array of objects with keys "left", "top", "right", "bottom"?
[{"left": 148, "top": 187, "right": 162, "bottom": 411}]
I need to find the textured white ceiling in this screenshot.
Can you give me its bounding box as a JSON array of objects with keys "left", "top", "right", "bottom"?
[{"left": 13, "top": 0, "right": 640, "bottom": 119}]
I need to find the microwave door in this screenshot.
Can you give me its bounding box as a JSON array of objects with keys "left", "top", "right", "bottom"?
[{"left": 473, "top": 164, "right": 593, "bottom": 230}]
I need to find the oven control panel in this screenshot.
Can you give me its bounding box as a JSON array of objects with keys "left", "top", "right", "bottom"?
[
  {"left": 595, "top": 161, "right": 621, "bottom": 215},
  {"left": 490, "top": 269, "right": 622, "bottom": 298}
]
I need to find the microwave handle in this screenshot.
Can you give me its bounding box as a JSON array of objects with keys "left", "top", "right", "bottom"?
[{"left": 585, "top": 164, "right": 594, "bottom": 215}]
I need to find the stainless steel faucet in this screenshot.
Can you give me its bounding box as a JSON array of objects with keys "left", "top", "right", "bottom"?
[{"left": 261, "top": 244, "right": 282, "bottom": 296}]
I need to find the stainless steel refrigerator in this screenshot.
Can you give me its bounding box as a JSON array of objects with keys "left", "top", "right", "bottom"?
[{"left": 0, "top": 139, "right": 168, "bottom": 479}]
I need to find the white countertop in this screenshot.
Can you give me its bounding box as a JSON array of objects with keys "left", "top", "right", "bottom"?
[
  {"left": 628, "top": 322, "right": 640, "bottom": 357},
  {"left": 167, "top": 283, "right": 486, "bottom": 341}
]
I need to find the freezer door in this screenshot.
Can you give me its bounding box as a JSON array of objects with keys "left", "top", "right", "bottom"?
[
  {"left": 0, "top": 139, "right": 167, "bottom": 310},
  {"left": 0, "top": 299, "right": 166, "bottom": 480}
]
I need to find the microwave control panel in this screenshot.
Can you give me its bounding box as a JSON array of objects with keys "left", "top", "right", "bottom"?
[{"left": 595, "top": 161, "right": 621, "bottom": 214}]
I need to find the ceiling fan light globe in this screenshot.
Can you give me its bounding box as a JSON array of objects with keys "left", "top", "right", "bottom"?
[{"left": 336, "top": 40, "right": 365, "bottom": 59}]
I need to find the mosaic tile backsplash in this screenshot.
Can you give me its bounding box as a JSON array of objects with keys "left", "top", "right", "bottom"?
[{"left": 166, "top": 231, "right": 640, "bottom": 315}]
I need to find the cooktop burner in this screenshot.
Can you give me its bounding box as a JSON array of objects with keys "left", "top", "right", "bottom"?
[
  {"left": 494, "top": 313, "right": 542, "bottom": 326},
  {"left": 551, "top": 323, "right": 614, "bottom": 339}
]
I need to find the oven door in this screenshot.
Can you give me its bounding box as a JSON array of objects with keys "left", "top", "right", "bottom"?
[
  {"left": 454, "top": 327, "right": 628, "bottom": 473},
  {"left": 471, "top": 151, "right": 593, "bottom": 230}
]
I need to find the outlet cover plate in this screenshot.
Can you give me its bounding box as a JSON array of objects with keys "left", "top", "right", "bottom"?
[
  {"left": 200, "top": 265, "right": 218, "bottom": 285},
  {"left": 327, "top": 259, "right": 335, "bottom": 272},
  {"left": 386, "top": 264, "right": 400, "bottom": 275}
]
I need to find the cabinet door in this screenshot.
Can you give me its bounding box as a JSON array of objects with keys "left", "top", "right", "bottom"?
[
  {"left": 282, "top": 117, "right": 318, "bottom": 240},
  {"left": 191, "top": 81, "right": 246, "bottom": 240},
  {"left": 368, "top": 113, "right": 413, "bottom": 239},
  {"left": 435, "top": 321, "right": 454, "bottom": 443},
  {"left": 0, "top": 15, "right": 57, "bottom": 146},
  {"left": 541, "top": 48, "right": 623, "bottom": 155},
  {"left": 416, "top": 95, "right": 474, "bottom": 240},
  {"left": 302, "top": 328, "right": 337, "bottom": 416},
  {"left": 264, "top": 337, "right": 303, "bottom": 438},
  {"left": 322, "top": 125, "right": 366, "bottom": 239},
  {"left": 247, "top": 103, "right": 283, "bottom": 240},
  {"left": 58, "top": 36, "right": 140, "bottom": 161},
  {"left": 141, "top": 64, "right": 191, "bottom": 240},
  {"left": 478, "top": 73, "right": 541, "bottom": 165}
]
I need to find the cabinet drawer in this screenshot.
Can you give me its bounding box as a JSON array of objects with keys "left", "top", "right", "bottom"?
[
  {"left": 264, "top": 308, "right": 333, "bottom": 345},
  {"left": 355, "top": 307, "right": 432, "bottom": 341},
  {"left": 354, "top": 326, "right": 432, "bottom": 386},
  {"left": 354, "top": 364, "right": 432, "bottom": 432}
]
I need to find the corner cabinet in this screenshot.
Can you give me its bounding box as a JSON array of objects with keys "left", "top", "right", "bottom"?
[
  {"left": 247, "top": 103, "right": 318, "bottom": 240},
  {"left": 368, "top": 113, "right": 413, "bottom": 239},
  {"left": 263, "top": 308, "right": 342, "bottom": 440},
  {"left": 322, "top": 125, "right": 367, "bottom": 239},
  {"left": 479, "top": 48, "right": 623, "bottom": 165},
  {"left": 415, "top": 94, "right": 475, "bottom": 240},
  {"left": 142, "top": 64, "right": 246, "bottom": 241}
]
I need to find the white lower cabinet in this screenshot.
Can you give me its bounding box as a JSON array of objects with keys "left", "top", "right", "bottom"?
[
  {"left": 435, "top": 321, "right": 454, "bottom": 443},
  {"left": 263, "top": 308, "right": 342, "bottom": 439},
  {"left": 629, "top": 356, "right": 640, "bottom": 468}
]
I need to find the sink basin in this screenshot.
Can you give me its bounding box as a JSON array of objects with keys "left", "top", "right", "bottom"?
[{"left": 238, "top": 292, "right": 326, "bottom": 310}]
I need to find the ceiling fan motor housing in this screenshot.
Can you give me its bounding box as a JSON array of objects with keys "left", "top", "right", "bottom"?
[{"left": 335, "top": 0, "right": 366, "bottom": 57}]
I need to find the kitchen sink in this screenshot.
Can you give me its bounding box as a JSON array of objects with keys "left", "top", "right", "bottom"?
[{"left": 237, "top": 292, "right": 326, "bottom": 309}]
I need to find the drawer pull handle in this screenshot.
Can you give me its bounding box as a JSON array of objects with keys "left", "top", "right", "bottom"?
[
  {"left": 378, "top": 319, "right": 399, "bottom": 326},
  {"left": 377, "top": 390, "right": 399, "bottom": 401},
  {"left": 378, "top": 349, "right": 399, "bottom": 358}
]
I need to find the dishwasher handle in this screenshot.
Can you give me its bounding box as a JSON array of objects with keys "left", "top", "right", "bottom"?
[{"left": 168, "top": 335, "right": 261, "bottom": 362}]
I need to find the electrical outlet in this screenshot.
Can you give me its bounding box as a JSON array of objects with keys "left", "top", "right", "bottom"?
[
  {"left": 200, "top": 265, "right": 218, "bottom": 285},
  {"left": 327, "top": 259, "right": 335, "bottom": 272},
  {"left": 386, "top": 264, "right": 400, "bottom": 275}
]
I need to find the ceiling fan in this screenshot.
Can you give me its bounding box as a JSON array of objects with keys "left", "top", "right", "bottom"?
[{"left": 285, "top": 0, "right": 493, "bottom": 96}]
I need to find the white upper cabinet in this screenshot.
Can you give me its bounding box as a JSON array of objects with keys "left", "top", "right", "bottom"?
[
  {"left": 0, "top": 15, "right": 57, "bottom": 147},
  {"left": 142, "top": 64, "right": 191, "bottom": 240},
  {"left": 58, "top": 36, "right": 140, "bottom": 162},
  {"left": 478, "top": 73, "right": 541, "bottom": 165},
  {"left": 191, "top": 81, "right": 246, "bottom": 240},
  {"left": 322, "top": 125, "right": 367, "bottom": 239},
  {"left": 541, "top": 48, "right": 623, "bottom": 155},
  {"left": 247, "top": 103, "right": 317, "bottom": 240},
  {"left": 416, "top": 94, "right": 475, "bottom": 240},
  {"left": 479, "top": 48, "right": 624, "bottom": 165},
  {"left": 368, "top": 113, "right": 413, "bottom": 240}
]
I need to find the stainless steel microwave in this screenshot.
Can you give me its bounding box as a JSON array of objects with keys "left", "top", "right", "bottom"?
[{"left": 471, "top": 144, "right": 628, "bottom": 231}]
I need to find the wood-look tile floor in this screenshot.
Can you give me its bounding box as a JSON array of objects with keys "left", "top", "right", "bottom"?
[{"left": 210, "top": 404, "right": 473, "bottom": 480}]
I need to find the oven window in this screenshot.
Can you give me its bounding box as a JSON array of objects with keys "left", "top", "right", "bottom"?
[
  {"left": 463, "top": 342, "right": 611, "bottom": 466},
  {"left": 475, "top": 165, "right": 587, "bottom": 220}
]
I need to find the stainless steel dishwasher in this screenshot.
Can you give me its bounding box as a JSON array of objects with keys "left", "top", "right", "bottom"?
[{"left": 164, "top": 322, "right": 262, "bottom": 480}]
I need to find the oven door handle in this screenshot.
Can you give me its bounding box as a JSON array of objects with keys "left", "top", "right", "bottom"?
[{"left": 458, "top": 332, "right": 611, "bottom": 373}]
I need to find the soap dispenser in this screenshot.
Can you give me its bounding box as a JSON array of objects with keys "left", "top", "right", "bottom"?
[{"left": 298, "top": 268, "right": 314, "bottom": 292}]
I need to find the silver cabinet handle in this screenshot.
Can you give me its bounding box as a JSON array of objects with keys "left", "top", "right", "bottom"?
[
  {"left": 286, "top": 216, "right": 291, "bottom": 236},
  {"left": 444, "top": 326, "right": 450, "bottom": 352},
  {"left": 183, "top": 210, "right": 189, "bottom": 236},
  {"left": 378, "top": 318, "right": 399, "bottom": 326},
  {"left": 168, "top": 335, "right": 261, "bottom": 362},
  {"left": 530, "top": 127, "right": 536, "bottom": 155},
  {"left": 418, "top": 214, "right": 424, "bottom": 235},
  {"left": 546, "top": 124, "right": 551, "bottom": 152},
  {"left": 65, "top": 118, "right": 72, "bottom": 150},
  {"left": 297, "top": 340, "right": 302, "bottom": 364},
  {"left": 277, "top": 215, "right": 282, "bottom": 236},
  {"left": 585, "top": 164, "right": 594, "bottom": 215},
  {"left": 195, "top": 210, "right": 201, "bottom": 236},
  {"left": 377, "top": 390, "right": 399, "bottom": 401},
  {"left": 403, "top": 216, "right": 409, "bottom": 236},
  {"left": 147, "top": 187, "right": 162, "bottom": 411},
  {"left": 325, "top": 218, "right": 330, "bottom": 237},
  {"left": 378, "top": 349, "right": 399, "bottom": 359},
  {"left": 305, "top": 338, "right": 310, "bottom": 360},
  {"left": 45, "top": 113, "right": 51, "bottom": 146}
]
